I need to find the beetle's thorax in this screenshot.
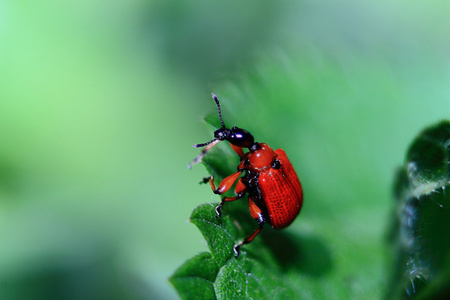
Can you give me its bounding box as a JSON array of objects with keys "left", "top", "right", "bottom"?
[{"left": 241, "top": 143, "right": 276, "bottom": 172}]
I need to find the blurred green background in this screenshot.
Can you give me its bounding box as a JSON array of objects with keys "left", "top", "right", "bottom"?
[{"left": 1, "top": 1, "right": 449, "bottom": 299}]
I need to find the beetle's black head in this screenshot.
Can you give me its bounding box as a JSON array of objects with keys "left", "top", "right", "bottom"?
[
  {"left": 193, "top": 94, "right": 256, "bottom": 149},
  {"left": 214, "top": 126, "right": 254, "bottom": 148}
]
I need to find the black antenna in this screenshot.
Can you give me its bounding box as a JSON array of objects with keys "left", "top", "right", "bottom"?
[
  {"left": 212, "top": 93, "right": 225, "bottom": 128},
  {"left": 192, "top": 93, "right": 225, "bottom": 148},
  {"left": 193, "top": 139, "right": 216, "bottom": 148}
]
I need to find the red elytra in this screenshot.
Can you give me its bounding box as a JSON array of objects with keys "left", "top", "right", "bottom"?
[{"left": 189, "top": 94, "right": 303, "bottom": 257}]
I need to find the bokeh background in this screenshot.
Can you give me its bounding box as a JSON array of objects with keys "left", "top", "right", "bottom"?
[{"left": 1, "top": 1, "right": 449, "bottom": 299}]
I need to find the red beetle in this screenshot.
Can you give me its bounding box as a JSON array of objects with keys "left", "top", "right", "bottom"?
[{"left": 190, "top": 94, "right": 303, "bottom": 257}]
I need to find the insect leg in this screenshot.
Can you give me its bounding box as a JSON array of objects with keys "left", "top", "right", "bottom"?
[
  {"left": 215, "top": 178, "right": 247, "bottom": 218},
  {"left": 233, "top": 197, "right": 266, "bottom": 257}
]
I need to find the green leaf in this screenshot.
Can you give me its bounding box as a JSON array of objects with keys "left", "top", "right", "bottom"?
[
  {"left": 170, "top": 203, "right": 299, "bottom": 300},
  {"left": 389, "top": 121, "right": 450, "bottom": 299},
  {"left": 169, "top": 252, "right": 218, "bottom": 300}
]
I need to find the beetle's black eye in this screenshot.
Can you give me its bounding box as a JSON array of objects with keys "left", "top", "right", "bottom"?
[
  {"left": 214, "top": 130, "right": 224, "bottom": 140},
  {"left": 214, "top": 128, "right": 230, "bottom": 141}
]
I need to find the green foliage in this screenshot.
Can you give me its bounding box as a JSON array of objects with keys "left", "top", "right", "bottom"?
[
  {"left": 389, "top": 121, "right": 450, "bottom": 299},
  {"left": 169, "top": 252, "right": 218, "bottom": 300},
  {"left": 170, "top": 202, "right": 301, "bottom": 300}
]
